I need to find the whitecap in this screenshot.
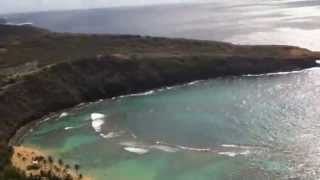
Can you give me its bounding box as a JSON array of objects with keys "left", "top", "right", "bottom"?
[
  {"left": 100, "top": 132, "right": 121, "bottom": 139},
  {"left": 119, "top": 141, "right": 139, "bottom": 147},
  {"left": 166, "top": 86, "right": 174, "bottom": 90},
  {"left": 316, "top": 60, "right": 320, "bottom": 64},
  {"left": 221, "top": 144, "right": 239, "bottom": 148},
  {"left": 91, "top": 113, "right": 106, "bottom": 120},
  {"left": 218, "top": 152, "right": 237, "bottom": 157},
  {"left": 218, "top": 150, "right": 251, "bottom": 157},
  {"left": 59, "top": 112, "right": 68, "bottom": 118},
  {"left": 239, "top": 150, "right": 251, "bottom": 155},
  {"left": 243, "top": 67, "right": 320, "bottom": 77},
  {"left": 92, "top": 119, "right": 104, "bottom": 132},
  {"left": 123, "top": 147, "right": 149, "bottom": 155},
  {"left": 187, "top": 80, "right": 201, "bottom": 85},
  {"left": 177, "top": 145, "right": 211, "bottom": 152},
  {"left": 118, "top": 90, "right": 155, "bottom": 99},
  {"left": 130, "top": 133, "right": 137, "bottom": 139},
  {"left": 91, "top": 113, "right": 106, "bottom": 133},
  {"left": 150, "top": 145, "right": 179, "bottom": 153},
  {"left": 64, "top": 127, "right": 74, "bottom": 130},
  {"left": 42, "top": 117, "right": 50, "bottom": 122}
]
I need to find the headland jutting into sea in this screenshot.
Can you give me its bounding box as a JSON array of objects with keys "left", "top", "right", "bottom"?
[{"left": 0, "top": 23, "right": 319, "bottom": 178}]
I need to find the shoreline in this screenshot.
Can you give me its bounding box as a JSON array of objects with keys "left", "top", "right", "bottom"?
[
  {"left": 9, "top": 66, "right": 320, "bottom": 147},
  {"left": 9, "top": 66, "right": 320, "bottom": 148},
  {"left": 1, "top": 24, "right": 320, "bottom": 178},
  {"left": 11, "top": 146, "right": 92, "bottom": 180}
]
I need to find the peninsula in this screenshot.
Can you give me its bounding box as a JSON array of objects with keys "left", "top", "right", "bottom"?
[{"left": 0, "top": 24, "right": 319, "bottom": 179}]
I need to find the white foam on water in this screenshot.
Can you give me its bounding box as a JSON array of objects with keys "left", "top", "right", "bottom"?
[
  {"left": 245, "top": 70, "right": 301, "bottom": 77},
  {"left": 187, "top": 80, "right": 200, "bottom": 85},
  {"left": 243, "top": 67, "right": 320, "bottom": 77},
  {"left": 42, "top": 117, "right": 50, "bottom": 122},
  {"left": 221, "top": 144, "right": 239, "bottom": 148},
  {"left": 239, "top": 150, "right": 251, "bottom": 156},
  {"left": 59, "top": 112, "right": 69, "bottom": 118},
  {"left": 316, "top": 60, "right": 320, "bottom": 64},
  {"left": 64, "top": 127, "right": 74, "bottom": 130},
  {"left": 119, "top": 90, "right": 155, "bottom": 98},
  {"left": 100, "top": 132, "right": 122, "bottom": 139},
  {"left": 218, "top": 152, "right": 237, "bottom": 157},
  {"left": 218, "top": 150, "right": 251, "bottom": 157},
  {"left": 91, "top": 113, "right": 106, "bottom": 120},
  {"left": 150, "top": 145, "right": 179, "bottom": 153},
  {"left": 220, "top": 144, "right": 253, "bottom": 149},
  {"left": 91, "top": 113, "right": 106, "bottom": 133},
  {"left": 177, "top": 145, "right": 211, "bottom": 152},
  {"left": 92, "top": 119, "right": 104, "bottom": 132},
  {"left": 130, "top": 132, "right": 137, "bottom": 139},
  {"left": 119, "top": 141, "right": 139, "bottom": 147},
  {"left": 120, "top": 141, "right": 179, "bottom": 153},
  {"left": 123, "top": 147, "right": 149, "bottom": 155}
]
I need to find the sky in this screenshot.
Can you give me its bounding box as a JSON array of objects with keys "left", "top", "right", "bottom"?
[{"left": 0, "top": 0, "right": 210, "bottom": 14}]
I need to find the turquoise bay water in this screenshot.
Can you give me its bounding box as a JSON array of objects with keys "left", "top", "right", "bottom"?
[{"left": 22, "top": 68, "right": 320, "bottom": 180}]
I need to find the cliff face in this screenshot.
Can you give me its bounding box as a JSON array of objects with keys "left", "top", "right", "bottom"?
[{"left": 0, "top": 24, "right": 319, "bottom": 169}]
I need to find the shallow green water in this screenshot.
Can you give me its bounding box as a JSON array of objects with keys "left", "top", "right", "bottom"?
[{"left": 22, "top": 68, "right": 320, "bottom": 180}]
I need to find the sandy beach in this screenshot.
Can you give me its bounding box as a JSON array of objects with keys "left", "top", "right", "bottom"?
[{"left": 11, "top": 146, "right": 92, "bottom": 180}]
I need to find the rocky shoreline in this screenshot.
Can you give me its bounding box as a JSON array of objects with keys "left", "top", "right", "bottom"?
[{"left": 0, "top": 24, "right": 320, "bottom": 175}]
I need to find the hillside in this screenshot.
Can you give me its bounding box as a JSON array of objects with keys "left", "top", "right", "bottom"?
[{"left": 0, "top": 24, "right": 319, "bottom": 176}]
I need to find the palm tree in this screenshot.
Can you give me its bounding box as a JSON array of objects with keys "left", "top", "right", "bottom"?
[
  {"left": 58, "top": 159, "right": 63, "bottom": 166},
  {"left": 40, "top": 170, "right": 45, "bottom": 177},
  {"left": 65, "top": 164, "right": 70, "bottom": 173},
  {"left": 74, "top": 164, "right": 80, "bottom": 174},
  {"left": 47, "top": 156, "right": 54, "bottom": 173},
  {"left": 65, "top": 173, "right": 72, "bottom": 180},
  {"left": 47, "top": 170, "right": 53, "bottom": 179},
  {"left": 48, "top": 156, "right": 54, "bottom": 164},
  {"left": 42, "top": 159, "right": 47, "bottom": 171}
]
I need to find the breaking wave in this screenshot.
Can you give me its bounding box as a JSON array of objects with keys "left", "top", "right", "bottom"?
[
  {"left": 123, "top": 147, "right": 149, "bottom": 155},
  {"left": 91, "top": 113, "right": 106, "bottom": 133},
  {"left": 243, "top": 67, "right": 320, "bottom": 77},
  {"left": 59, "top": 112, "right": 69, "bottom": 118},
  {"left": 100, "top": 132, "right": 122, "bottom": 139},
  {"left": 64, "top": 127, "right": 74, "bottom": 130}
]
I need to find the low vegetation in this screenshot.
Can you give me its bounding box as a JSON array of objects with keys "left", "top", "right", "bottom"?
[
  {"left": 4, "top": 151, "right": 85, "bottom": 180},
  {"left": 0, "top": 24, "right": 319, "bottom": 178}
]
